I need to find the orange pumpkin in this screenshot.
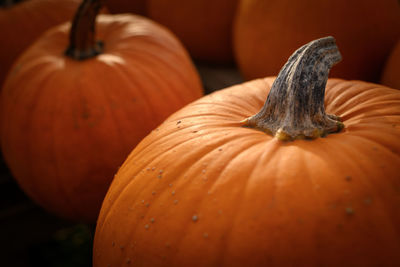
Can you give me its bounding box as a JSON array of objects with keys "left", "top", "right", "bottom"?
[
  {"left": 148, "top": 0, "right": 239, "bottom": 64},
  {"left": 93, "top": 37, "right": 400, "bottom": 266},
  {"left": 381, "top": 40, "right": 400, "bottom": 89},
  {"left": 0, "top": 0, "right": 81, "bottom": 87},
  {"left": 1, "top": 0, "right": 203, "bottom": 222},
  {"left": 234, "top": 0, "right": 400, "bottom": 82}
]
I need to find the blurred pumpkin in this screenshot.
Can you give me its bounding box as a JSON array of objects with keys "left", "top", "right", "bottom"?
[
  {"left": 93, "top": 37, "right": 400, "bottom": 266},
  {"left": 234, "top": 0, "right": 400, "bottom": 82},
  {"left": 381, "top": 40, "right": 400, "bottom": 89},
  {"left": 0, "top": 0, "right": 81, "bottom": 87},
  {"left": 104, "top": 0, "right": 146, "bottom": 15},
  {"left": 148, "top": 0, "right": 239, "bottom": 64},
  {"left": 1, "top": 0, "right": 203, "bottom": 222}
]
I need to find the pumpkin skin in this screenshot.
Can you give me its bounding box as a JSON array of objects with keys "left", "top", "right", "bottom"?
[
  {"left": 104, "top": 0, "right": 147, "bottom": 15},
  {"left": 93, "top": 78, "right": 400, "bottom": 266},
  {"left": 148, "top": 0, "right": 238, "bottom": 64},
  {"left": 381, "top": 40, "right": 400, "bottom": 89},
  {"left": 0, "top": 0, "right": 81, "bottom": 87},
  {"left": 1, "top": 14, "right": 203, "bottom": 222},
  {"left": 233, "top": 0, "right": 400, "bottom": 82}
]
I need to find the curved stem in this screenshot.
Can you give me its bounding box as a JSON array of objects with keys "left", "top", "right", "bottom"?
[
  {"left": 65, "top": 0, "right": 104, "bottom": 60},
  {"left": 242, "top": 36, "right": 344, "bottom": 141}
]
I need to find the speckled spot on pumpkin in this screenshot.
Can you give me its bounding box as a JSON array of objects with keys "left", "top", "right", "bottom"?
[
  {"left": 145, "top": 224, "right": 149, "bottom": 230},
  {"left": 345, "top": 207, "right": 354, "bottom": 215},
  {"left": 364, "top": 198, "right": 373, "bottom": 205},
  {"left": 192, "top": 215, "right": 198, "bottom": 222}
]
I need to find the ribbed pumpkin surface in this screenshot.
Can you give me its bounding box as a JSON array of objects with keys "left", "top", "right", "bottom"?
[
  {"left": 0, "top": 0, "right": 81, "bottom": 86},
  {"left": 1, "top": 14, "right": 203, "bottom": 222},
  {"left": 94, "top": 78, "right": 400, "bottom": 266}
]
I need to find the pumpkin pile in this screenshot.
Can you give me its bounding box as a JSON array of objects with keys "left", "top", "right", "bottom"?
[{"left": 0, "top": 0, "right": 399, "bottom": 266}]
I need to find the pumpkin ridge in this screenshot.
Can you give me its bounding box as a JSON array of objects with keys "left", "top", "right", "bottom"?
[
  {"left": 341, "top": 100, "right": 400, "bottom": 121},
  {"left": 212, "top": 141, "right": 280, "bottom": 266},
  {"left": 96, "top": 133, "right": 255, "bottom": 261},
  {"left": 118, "top": 50, "right": 193, "bottom": 110},
  {"left": 107, "top": 59, "right": 161, "bottom": 123},
  {"left": 347, "top": 130, "right": 400, "bottom": 159},
  {"left": 119, "top": 121, "right": 246, "bottom": 169},
  {"left": 184, "top": 101, "right": 256, "bottom": 120},
  {"left": 144, "top": 49, "right": 202, "bottom": 102},
  {"left": 324, "top": 81, "right": 355, "bottom": 113},
  {"left": 49, "top": 75, "right": 81, "bottom": 219},
  {"left": 114, "top": 31, "right": 202, "bottom": 101},
  {"left": 170, "top": 139, "right": 269, "bottom": 265},
  {"left": 87, "top": 62, "right": 132, "bottom": 149},
  {"left": 96, "top": 129, "right": 249, "bottom": 228},
  {"left": 13, "top": 67, "right": 74, "bottom": 216},
  {"left": 327, "top": 136, "right": 400, "bottom": 234},
  {"left": 189, "top": 89, "right": 262, "bottom": 115}
]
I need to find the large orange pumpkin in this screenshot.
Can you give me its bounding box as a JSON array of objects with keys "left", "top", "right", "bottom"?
[
  {"left": 234, "top": 0, "right": 400, "bottom": 82},
  {"left": 381, "top": 40, "right": 400, "bottom": 89},
  {"left": 0, "top": 0, "right": 81, "bottom": 87},
  {"left": 93, "top": 37, "right": 400, "bottom": 266},
  {"left": 1, "top": 0, "right": 203, "bottom": 222},
  {"left": 148, "top": 0, "right": 239, "bottom": 64}
]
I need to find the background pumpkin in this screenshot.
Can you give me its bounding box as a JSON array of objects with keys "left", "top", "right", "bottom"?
[
  {"left": 103, "top": 0, "right": 147, "bottom": 15},
  {"left": 93, "top": 37, "right": 400, "bottom": 266},
  {"left": 147, "top": 0, "right": 239, "bottom": 64},
  {"left": 0, "top": 0, "right": 81, "bottom": 87},
  {"left": 1, "top": 0, "right": 203, "bottom": 223},
  {"left": 233, "top": 0, "right": 400, "bottom": 82},
  {"left": 381, "top": 40, "right": 400, "bottom": 89}
]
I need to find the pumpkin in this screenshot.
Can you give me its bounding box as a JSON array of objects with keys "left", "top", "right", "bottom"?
[
  {"left": 148, "top": 0, "right": 239, "bottom": 64},
  {"left": 233, "top": 0, "right": 400, "bottom": 82},
  {"left": 0, "top": 0, "right": 81, "bottom": 87},
  {"left": 381, "top": 40, "right": 400, "bottom": 89},
  {"left": 104, "top": 0, "right": 147, "bottom": 15},
  {"left": 1, "top": 0, "right": 203, "bottom": 222},
  {"left": 93, "top": 37, "right": 400, "bottom": 266}
]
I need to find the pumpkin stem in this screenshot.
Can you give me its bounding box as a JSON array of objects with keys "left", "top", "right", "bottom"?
[
  {"left": 65, "top": 0, "right": 104, "bottom": 60},
  {"left": 242, "top": 36, "right": 344, "bottom": 141}
]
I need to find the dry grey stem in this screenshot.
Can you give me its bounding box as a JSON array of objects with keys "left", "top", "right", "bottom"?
[{"left": 244, "top": 36, "right": 344, "bottom": 141}]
